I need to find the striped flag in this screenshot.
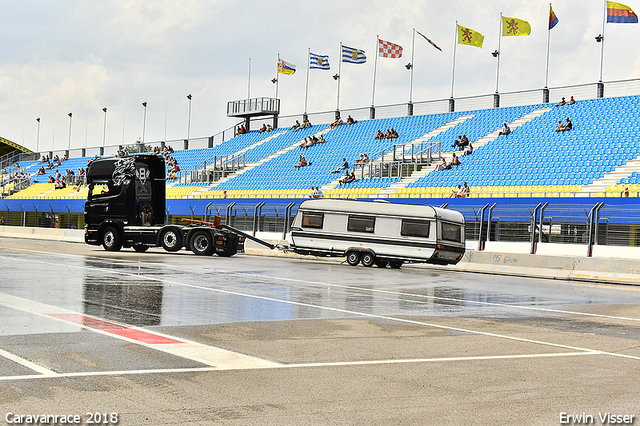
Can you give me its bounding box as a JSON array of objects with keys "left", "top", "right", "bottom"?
[
  {"left": 378, "top": 38, "right": 403, "bottom": 58},
  {"left": 607, "top": 1, "right": 638, "bottom": 23},
  {"left": 549, "top": 5, "right": 559, "bottom": 29},
  {"left": 416, "top": 30, "right": 442, "bottom": 51},
  {"left": 309, "top": 53, "right": 330, "bottom": 70},
  {"left": 342, "top": 45, "right": 366, "bottom": 64}
]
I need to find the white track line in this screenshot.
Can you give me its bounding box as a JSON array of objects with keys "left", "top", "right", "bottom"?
[
  {"left": 1, "top": 254, "right": 639, "bottom": 362},
  {"left": 0, "top": 348, "right": 58, "bottom": 377},
  {"left": 0, "top": 351, "right": 601, "bottom": 382}
]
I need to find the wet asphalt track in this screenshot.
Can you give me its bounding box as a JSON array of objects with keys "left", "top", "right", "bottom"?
[{"left": 1, "top": 238, "right": 640, "bottom": 425}]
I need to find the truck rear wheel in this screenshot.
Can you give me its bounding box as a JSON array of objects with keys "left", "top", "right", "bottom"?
[
  {"left": 160, "top": 227, "right": 183, "bottom": 252},
  {"left": 346, "top": 251, "right": 361, "bottom": 266},
  {"left": 189, "top": 230, "right": 215, "bottom": 256},
  {"left": 102, "top": 226, "right": 123, "bottom": 252},
  {"left": 361, "top": 252, "right": 375, "bottom": 267}
]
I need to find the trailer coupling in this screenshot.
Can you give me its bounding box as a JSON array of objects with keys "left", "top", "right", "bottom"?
[{"left": 180, "top": 217, "right": 276, "bottom": 250}]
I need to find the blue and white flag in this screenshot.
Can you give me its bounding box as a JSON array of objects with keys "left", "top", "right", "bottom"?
[
  {"left": 310, "top": 52, "right": 330, "bottom": 70},
  {"left": 341, "top": 45, "right": 366, "bottom": 64}
]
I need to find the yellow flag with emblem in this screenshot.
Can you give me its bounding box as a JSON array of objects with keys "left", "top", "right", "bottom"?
[
  {"left": 457, "top": 24, "right": 484, "bottom": 48},
  {"left": 502, "top": 16, "right": 531, "bottom": 36}
]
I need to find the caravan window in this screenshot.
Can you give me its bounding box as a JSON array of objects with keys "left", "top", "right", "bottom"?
[
  {"left": 401, "top": 219, "right": 430, "bottom": 238},
  {"left": 302, "top": 212, "right": 324, "bottom": 229},
  {"left": 441, "top": 223, "right": 462, "bottom": 242},
  {"left": 347, "top": 215, "right": 375, "bottom": 233}
]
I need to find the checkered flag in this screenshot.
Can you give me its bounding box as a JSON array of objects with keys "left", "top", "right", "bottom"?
[{"left": 378, "top": 39, "right": 403, "bottom": 58}]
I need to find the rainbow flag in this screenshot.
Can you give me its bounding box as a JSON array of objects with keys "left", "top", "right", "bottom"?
[
  {"left": 607, "top": 1, "right": 638, "bottom": 23},
  {"left": 549, "top": 5, "right": 559, "bottom": 29}
]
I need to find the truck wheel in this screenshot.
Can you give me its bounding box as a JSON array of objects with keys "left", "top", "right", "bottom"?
[
  {"left": 189, "top": 230, "right": 215, "bottom": 256},
  {"left": 102, "top": 226, "right": 123, "bottom": 252},
  {"left": 160, "top": 227, "right": 183, "bottom": 252},
  {"left": 375, "top": 260, "right": 388, "bottom": 268},
  {"left": 389, "top": 261, "right": 403, "bottom": 269},
  {"left": 361, "top": 252, "right": 375, "bottom": 267},
  {"left": 133, "top": 245, "right": 149, "bottom": 253},
  {"left": 346, "top": 251, "right": 361, "bottom": 266}
]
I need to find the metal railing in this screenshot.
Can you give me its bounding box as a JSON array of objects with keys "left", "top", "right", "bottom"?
[{"left": 184, "top": 153, "right": 247, "bottom": 184}]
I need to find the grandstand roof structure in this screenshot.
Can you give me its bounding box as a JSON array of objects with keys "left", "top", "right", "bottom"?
[{"left": 0, "top": 136, "right": 32, "bottom": 158}]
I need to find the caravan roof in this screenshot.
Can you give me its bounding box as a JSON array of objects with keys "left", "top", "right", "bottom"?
[{"left": 298, "top": 199, "right": 464, "bottom": 222}]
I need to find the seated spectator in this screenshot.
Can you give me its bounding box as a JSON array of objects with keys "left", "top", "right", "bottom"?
[
  {"left": 37, "top": 166, "right": 46, "bottom": 175},
  {"left": 384, "top": 128, "right": 392, "bottom": 139},
  {"left": 294, "top": 156, "right": 309, "bottom": 169},
  {"left": 234, "top": 125, "right": 247, "bottom": 136},
  {"left": 450, "top": 153, "right": 461, "bottom": 167},
  {"left": 78, "top": 167, "right": 85, "bottom": 176},
  {"left": 355, "top": 153, "right": 365, "bottom": 166},
  {"left": 330, "top": 116, "right": 344, "bottom": 129},
  {"left": 291, "top": 120, "right": 301, "bottom": 131},
  {"left": 1, "top": 167, "right": 6, "bottom": 175},
  {"left": 331, "top": 158, "right": 349, "bottom": 174},
  {"left": 498, "top": 122, "right": 511, "bottom": 136},
  {"left": 375, "top": 130, "right": 385, "bottom": 140},
  {"left": 338, "top": 170, "right": 356, "bottom": 186},
  {"left": 299, "top": 138, "right": 309, "bottom": 149},
  {"left": 461, "top": 182, "right": 470, "bottom": 197},
  {"left": 259, "top": 123, "right": 267, "bottom": 133},
  {"left": 452, "top": 184, "right": 463, "bottom": 198},
  {"left": 167, "top": 171, "right": 177, "bottom": 180},
  {"left": 564, "top": 117, "right": 573, "bottom": 131},
  {"left": 389, "top": 128, "right": 399, "bottom": 139},
  {"left": 266, "top": 124, "right": 273, "bottom": 132},
  {"left": 54, "top": 178, "right": 66, "bottom": 189},
  {"left": 317, "top": 134, "right": 326, "bottom": 143},
  {"left": 462, "top": 142, "right": 474, "bottom": 157},
  {"left": 555, "top": 120, "right": 565, "bottom": 132},
  {"left": 624, "top": 187, "right": 630, "bottom": 197},
  {"left": 308, "top": 186, "right": 316, "bottom": 198},
  {"left": 346, "top": 115, "right": 357, "bottom": 125},
  {"left": 434, "top": 158, "right": 447, "bottom": 171},
  {"left": 169, "top": 163, "right": 180, "bottom": 174},
  {"left": 302, "top": 118, "right": 312, "bottom": 128},
  {"left": 314, "top": 186, "right": 323, "bottom": 198},
  {"left": 40, "top": 155, "right": 47, "bottom": 163},
  {"left": 568, "top": 96, "right": 576, "bottom": 105},
  {"left": 62, "top": 153, "right": 68, "bottom": 161},
  {"left": 555, "top": 97, "right": 566, "bottom": 107}
]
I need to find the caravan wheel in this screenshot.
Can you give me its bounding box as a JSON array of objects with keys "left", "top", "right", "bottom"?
[
  {"left": 346, "top": 251, "right": 361, "bottom": 266},
  {"left": 361, "top": 252, "right": 375, "bottom": 267}
]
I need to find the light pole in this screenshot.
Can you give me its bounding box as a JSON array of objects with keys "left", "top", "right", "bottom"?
[
  {"left": 67, "top": 112, "right": 73, "bottom": 153},
  {"left": 186, "top": 94, "right": 192, "bottom": 142},
  {"left": 102, "top": 107, "right": 107, "bottom": 149},
  {"left": 142, "top": 102, "right": 147, "bottom": 144},
  {"left": 36, "top": 118, "right": 40, "bottom": 154}
]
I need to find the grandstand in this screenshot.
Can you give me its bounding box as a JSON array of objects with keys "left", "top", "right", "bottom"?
[{"left": 3, "top": 92, "right": 640, "bottom": 249}]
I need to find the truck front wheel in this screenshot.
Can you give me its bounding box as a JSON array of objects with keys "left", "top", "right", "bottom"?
[
  {"left": 160, "top": 227, "right": 183, "bottom": 252},
  {"left": 189, "top": 230, "right": 215, "bottom": 256},
  {"left": 102, "top": 226, "right": 123, "bottom": 252}
]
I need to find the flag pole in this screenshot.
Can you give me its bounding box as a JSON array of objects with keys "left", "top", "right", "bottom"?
[
  {"left": 248, "top": 57, "right": 251, "bottom": 98},
  {"left": 599, "top": 0, "right": 607, "bottom": 83},
  {"left": 450, "top": 22, "right": 458, "bottom": 99},
  {"left": 337, "top": 42, "right": 342, "bottom": 112},
  {"left": 545, "top": 4, "right": 552, "bottom": 88},
  {"left": 276, "top": 53, "right": 280, "bottom": 99},
  {"left": 409, "top": 28, "right": 416, "bottom": 103},
  {"left": 495, "top": 12, "right": 502, "bottom": 94},
  {"left": 304, "top": 48, "right": 310, "bottom": 116},
  {"left": 371, "top": 35, "right": 379, "bottom": 107}
]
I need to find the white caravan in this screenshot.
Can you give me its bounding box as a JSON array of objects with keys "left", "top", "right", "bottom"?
[{"left": 290, "top": 199, "right": 465, "bottom": 268}]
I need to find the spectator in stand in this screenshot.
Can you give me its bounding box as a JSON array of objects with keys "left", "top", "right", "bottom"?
[
  {"left": 564, "top": 117, "right": 573, "bottom": 131},
  {"left": 223, "top": 190, "right": 228, "bottom": 198},
  {"left": 556, "top": 97, "right": 566, "bottom": 107},
  {"left": 462, "top": 182, "right": 470, "bottom": 198},
  {"left": 434, "top": 158, "right": 447, "bottom": 171},
  {"left": 294, "top": 156, "right": 309, "bottom": 169},
  {"left": 330, "top": 116, "right": 343, "bottom": 129},
  {"left": 498, "top": 122, "right": 511, "bottom": 136},
  {"left": 37, "top": 166, "right": 46, "bottom": 175},
  {"left": 452, "top": 184, "right": 463, "bottom": 198},
  {"left": 259, "top": 123, "right": 267, "bottom": 133},
  {"left": 375, "top": 130, "right": 385, "bottom": 140},
  {"left": 462, "top": 142, "right": 474, "bottom": 157},
  {"left": 302, "top": 118, "right": 312, "bottom": 128},
  {"left": 291, "top": 120, "right": 301, "bottom": 131},
  {"left": 318, "top": 134, "right": 326, "bottom": 143},
  {"left": 266, "top": 124, "right": 273, "bottom": 132},
  {"left": 338, "top": 170, "right": 356, "bottom": 186},
  {"left": 624, "top": 187, "right": 630, "bottom": 197},
  {"left": 390, "top": 128, "right": 399, "bottom": 139},
  {"left": 447, "top": 153, "right": 461, "bottom": 169},
  {"left": 62, "top": 153, "right": 69, "bottom": 161},
  {"left": 48, "top": 175, "right": 55, "bottom": 183},
  {"left": 235, "top": 124, "right": 247, "bottom": 136},
  {"left": 167, "top": 171, "right": 177, "bottom": 180},
  {"left": 315, "top": 186, "right": 324, "bottom": 198},
  {"left": 346, "top": 115, "right": 357, "bottom": 125},
  {"left": 332, "top": 158, "right": 349, "bottom": 174},
  {"left": 555, "top": 120, "right": 565, "bottom": 132},
  {"left": 568, "top": 96, "right": 576, "bottom": 105}
]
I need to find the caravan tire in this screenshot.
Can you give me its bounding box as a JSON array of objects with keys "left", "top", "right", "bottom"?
[
  {"left": 361, "top": 252, "right": 375, "bottom": 267},
  {"left": 346, "top": 251, "right": 361, "bottom": 266}
]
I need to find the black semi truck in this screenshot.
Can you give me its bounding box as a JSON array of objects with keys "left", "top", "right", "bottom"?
[{"left": 84, "top": 154, "right": 270, "bottom": 255}]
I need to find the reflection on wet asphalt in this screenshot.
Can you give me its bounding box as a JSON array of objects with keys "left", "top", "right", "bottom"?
[{"left": 1, "top": 247, "right": 640, "bottom": 335}]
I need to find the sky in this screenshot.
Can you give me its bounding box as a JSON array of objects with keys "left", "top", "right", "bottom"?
[{"left": 1, "top": 0, "right": 639, "bottom": 153}]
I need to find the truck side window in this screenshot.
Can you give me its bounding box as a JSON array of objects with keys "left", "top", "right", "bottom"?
[
  {"left": 347, "top": 215, "right": 375, "bottom": 233},
  {"left": 401, "top": 219, "right": 430, "bottom": 238},
  {"left": 88, "top": 183, "right": 111, "bottom": 199},
  {"left": 302, "top": 212, "right": 324, "bottom": 229}
]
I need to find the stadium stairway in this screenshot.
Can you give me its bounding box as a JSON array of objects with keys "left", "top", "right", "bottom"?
[
  {"left": 377, "top": 106, "right": 553, "bottom": 198},
  {"left": 576, "top": 156, "right": 640, "bottom": 196},
  {"left": 192, "top": 128, "right": 332, "bottom": 197}
]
